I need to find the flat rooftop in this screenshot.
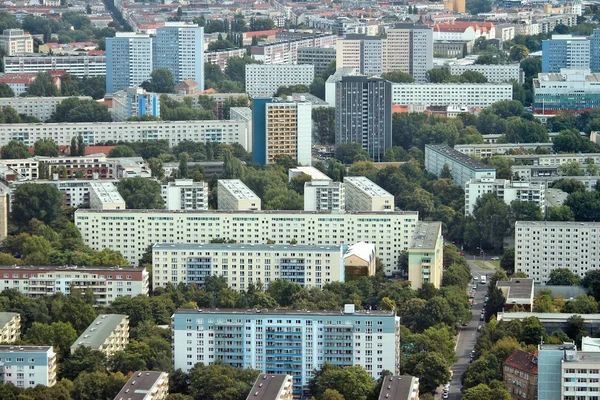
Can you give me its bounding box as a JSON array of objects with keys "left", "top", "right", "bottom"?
[
  {"left": 153, "top": 243, "right": 343, "bottom": 252},
  {"left": 218, "top": 179, "right": 260, "bottom": 201},
  {"left": 326, "top": 67, "right": 357, "bottom": 84},
  {"left": 71, "top": 314, "right": 127, "bottom": 351},
  {"left": 289, "top": 166, "right": 331, "bottom": 181},
  {"left": 89, "top": 181, "right": 124, "bottom": 203},
  {"left": 0, "top": 312, "right": 18, "bottom": 327},
  {"left": 502, "top": 313, "right": 600, "bottom": 322},
  {"left": 545, "top": 188, "right": 568, "bottom": 208},
  {"left": 248, "top": 374, "right": 290, "bottom": 400},
  {"left": 75, "top": 209, "right": 419, "bottom": 216},
  {"left": 0, "top": 265, "right": 144, "bottom": 272},
  {"left": 378, "top": 375, "right": 417, "bottom": 400},
  {"left": 497, "top": 278, "right": 534, "bottom": 303},
  {"left": 409, "top": 221, "right": 441, "bottom": 250},
  {"left": 0, "top": 345, "right": 52, "bottom": 353},
  {"left": 114, "top": 371, "right": 167, "bottom": 400},
  {"left": 175, "top": 308, "right": 395, "bottom": 317},
  {"left": 344, "top": 176, "right": 393, "bottom": 198},
  {"left": 515, "top": 221, "right": 600, "bottom": 228},
  {"left": 426, "top": 144, "right": 493, "bottom": 171}
]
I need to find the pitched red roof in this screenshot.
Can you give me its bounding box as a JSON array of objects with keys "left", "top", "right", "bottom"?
[{"left": 504, "top": 349, "right": 538, "bottom": 374}]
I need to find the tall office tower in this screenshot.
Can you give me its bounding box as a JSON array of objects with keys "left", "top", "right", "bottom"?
[
  {"left": 336, "top": 35, "right": 383, "bottom": 75},
  {"left": 252, "top": 97, "right": 312, "bottom": 165},
  {"left": 153, "top": 22, "right": 204, "bottom": 89},
  {"left": 541, "top": 34, "right": 590, "bottom": 73},
  {"left": 335, "top": 76, "right": 392, "bottom": 162},
  {"left": 384, "top": 24, "right": 433, "bottom": 82},
  {"left": 106, "top": 33, "right": 153, "bottom": 93}
]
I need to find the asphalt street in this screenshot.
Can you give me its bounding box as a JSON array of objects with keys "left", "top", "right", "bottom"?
[{"left": 443, "top": 260, "right": 493, "bottom": 400}]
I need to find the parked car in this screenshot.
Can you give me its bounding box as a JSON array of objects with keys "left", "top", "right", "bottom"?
[
  {"left": 491, "top": 256, "right": 500, "bottom": 260},
  {"left": 477, "top": 325, "right": 482, "bottom": 332},
  {"left": 480, "top": 314, "right": 485, "bottom": 321}
]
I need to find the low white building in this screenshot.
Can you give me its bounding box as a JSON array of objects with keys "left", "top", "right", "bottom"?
[
  {"left": 89, "top": 181, "right": 126, "bottom": 210},
  {"left": 288, "top": 166, "right": 331, "bottom": 182},
  {"left": 70, "top": 314, "right": 129, "bottom": 356},
  {"left": 245, "top": 64, "right": 315, "bottom": 98},
  {"left": 162, "top": 179, "right": 208, "bottom": 210},
  {"left": 304, "top": 179, "right": 345, "bottom": 211},
  {"left": 344, "top": 176, "right": 394, "bottom": 211},
  {"left": 425, "top": 144, "right": 496, "bottom": 187},
  {"left": 392, "top": 82, "right": 513, "bottom": 108},
  {"left": 0, "top": 29, "right": 33, "bottom": 56},
  {"left": 115, "top": 371, "right": 169, "bottom": 400},
  {"left": 3, "top": 55, "right": 106, "bottom": 78},
  {"left": 111, "top": 88, "right": 160, "bottom": 122},
  {"left": 465, "top": 177, "right": 545, "bottom": 215},
  {"left": 217, "top": 179, "right": 261, "bottom": 211},
  {"left": 454, "top": 142, "right": 553, "bottom": 158},
  {"left": 0, "top": 346, "right": 56, "bottom": 388},
  {"left": 0, "top": 96, "right": 92, "bottom": 122},
  {"left": 447, "top": 63, "right": 523, "bottom": 84}
]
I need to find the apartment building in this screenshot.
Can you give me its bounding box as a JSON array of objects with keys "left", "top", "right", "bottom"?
[
  {"left": 534, "top": 68, "right": 600, "bottom": 114},
  {"left": 343, "top": 176, "right": 394, "bottom": 212},
  {"left": 114, "top": 371, "right": 169, "bottom": 400},
  {"left": 8, "top": 180, "right": 120, "bottom": 207},
  {"left": 89, "top": 181, "right": 126, "bottom": 210},
  {"left": 252, "top": 97, "right": 311, "bottom": 165},
  {"left": 245, "top": 65, "right": 315, "bottom": 98},
  {"left": 250, "top": 34, "right": 337, "bottom": 65},
  {"left": 391, "top": 82, "right": 513, "bottom": 108},
  {"left": 217, "top": 179, "right": 261, "bottom": 211},
  {"left": 325, "top": 67, "right": 357, "bottom": 106},
  {"left": 464, "top": 178, "right": 544, "bottom": 216},
  {"left": 0, "top": 313, "right": 20, "bottom": 344},
  {"left": 503, "top": 151, "right": 600, "bottom": 167},
  {"left": 152, "top": 243, "right": 346, "bottom": 290},
  {"left": 304, "top": 180, "right": 345, "bottom": 211},
  {"left": 542, "top": 34, "right": 590, "bottom": 73},
  {"left": 162, "top": 179, "right": 208, "bottom": 211},
  {"left": 408, "top": 221, "right": 443, "bottom": 289},
  {"left": 336, "top": 35, "right": 383, "bottom": 75},
  {"left": 425, "top": 144, "right": 496, "bottom": 187},
  {"left": 111, "top": 88, "right": 160, "bottom": 122},
  {"left": 343, "top": 241, "right": 376, "bottom": 278},
  {"left": 172, "top": 306, "right": 400, "bottom": 396},
  {"left": 205, "top": 48, "right": 247, "bottom": 71},
  {"left": 0, "top": 265, "right": 149, "bottom": 305},
  {"left": 297, "top": 47, "right": 336, "bottom": 75},
  {"left": 247, "top": 374, "right": 293, "bottom": 400},
  {"left": 154, "top": 22, "right": 204, "bottom": 88},
  {"left": 384, "top": 23, "right": 433, "bottom": 82},
  {"left": 0, "top": 96, "right": 92, "bottom": 122},
  {"left": 106, "top": 33, "right": 153, "bottom": 93},
  {"left": 447, "top": 63, "right": 522, "bottom": 83},
  {"left": 288, "top": 166, "right": 331, "bottom": 182},
  {"left": 378, "top": 376, "right": 420, "bottom": 400},
  {"left": 0, "top": 120, "right": 250, "bottom": 150},
  {"left": 75, "top": 209, "right": 419, "bottom": 275},
  {"left": 229, "top": 107, "right": 252, "bottom": 150},
  {"left": 0, "top": 346, "right": 56, "bottom": 388},
  {"left": 503, "top": 349, "right": 538, "bottom": 400},
  {"left": 0, "top": 29, "right": 33, "bottom": 56},
  {"left": 336, "top": 76, "right": 392, "bottom": 162},
  {"left": 71, "top": 314, "right": 129, "bottom": 356},
  {"left": 454, "top": 142, "right": 553, "bottom": 158},
  {"left": 514, "top": 221, "right": 600, "bottom": 283},
  {"left": 3, "top": 55, "right": 106, "bottom": 78}
]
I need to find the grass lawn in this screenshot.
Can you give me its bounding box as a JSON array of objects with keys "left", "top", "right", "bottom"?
[
  {"left": 474, "top": 261, "right": 490, "bottom": 269},
  {"left": 489, "top": 260, "right": 500, "bottom": 268}
]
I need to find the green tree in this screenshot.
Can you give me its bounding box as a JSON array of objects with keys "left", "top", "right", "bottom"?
[
  {"left": 26, "top": 72, "right": 59, "bottom": 96},
  {"left": 61, "top": 346, "right": 107, "bottom": 381},
  {"left": 509, "top": 44, "right": 529, "bottom": 61},
  {"left": 267, "top": 279, "right": 302, "bottom": 307},
  {"left": 463, "top": 383, "right": 512, "bottom": 400},
  {"left": 547, "top": 268, "right": 580, "bottom": 285},
  {"left": 72, "top": 371, "right": 128, "bottom": 400},
  {"left": 335, "top": 143, "right": 370, "bottom": 164},
  {"left": 559, "top": 160, "right": 585, "bottom": 176},
  {"left": 426, "top": 68, "right": 451, "bottom": 83},
  {"left": 313, "top": 365, "right": 376, "bottom": 400},
  {"left": 0, "top": 83, "right": 14, "bottom": 97},
  {"left": 189, "top": 362, "right": 258, "bottom": 400},
  {"left": 33, "top": 138, "right": 59, "bottom": 157},
  {"left": 520, "top": 316, "right": 546, "bottom": 345},
  {"left": 566, "top": 315, "right": 587, "bottom": 345},
  {"left": 178, "top": 152, "right": 189, "bottom": 178},
  {"left": 411, "top": 352, "right": 451, "bottom": 393},
  {"left": 464, "top": 193, "right": 510, "bottom": 251},
  {"left": 547, "top": 205, "right": 575, "bottom": 221},
  {"left": 554, "top": 129, "right": 595, "bottom": 153},
  {"left": 565, "top": 191, "right": 600, "bottom": 221},
  {"left": 107, "top": 145, "right": 137, "bottom": 158},
  {"left": 50, "top": 97, "right": 111, "bottom": 123},
  {"left": 381, "top": 71, "right": 414, "bottom": 83},
  {"left": 117, "top": 177, "right": 165, "bottom": 209},
  {"left": 24, "top": 321, "right": 77, "bottom": 357},
  {"left": 583, "top": 270, "right": 600, "bottom": 300},
  {"left": 552, "top": 178, "right": 586, "bottom": 194},
  {"left": 11, "top": 184, "right": 63, "bottom": 227},
  {"left": 312, "top": 107, "right": 335, "bottom": 145},
  {"left": 562, "top": 294, "right": 599, "bottom": 314},
  {"left": 320, "top": 389, "right": 345, "bottom": 400},
  {"left": 141, "top": 69, "right": 175, "bottom": 93},
  {"left": 2, "top": 141, "right": 29, "bottom": 159}
]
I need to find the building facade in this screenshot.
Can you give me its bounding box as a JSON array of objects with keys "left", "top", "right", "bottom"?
[
  {"left": 153, "top": 22, "right": 204, "bottom": 88},
  {"left": 0, "top": 266, "right": 149, "bottom": 305},
  {"left": 250, "top": 34, "right": 337, "bottom": 65},
  {"left": 425, "top": 144, "right": 497, "bottom": 187},
  {"left": 74, "top": 209, "right": 419, "bottom": 275},
  {"left": 542, "top": 35, "right": 590, "bottom": 73},
  {"left": 384, "top": 23, "right": 433, "bottom": 83},
  {"left": 3, "top": 55, "right": 106, "bottom": 78},
  {"left": 515, "top": 221, "right": 600, "bottom": 283},
  {"left": 534, "top": 68, "right": 600, "bottom": 114},
  {"left": 217, "top": 179, "right": 261, "bottom": 211},
  {"left": 454, "top": 142, "right": 553, "bottom": 158},
  {"left": 297, "top": 47, "right": 336, "bottom": 76},
  {"left": 162, "top": 179, "right": 208, "bottom": 211},
  {"left": 172, "top": 307, "right": 400, "bottom": 396},
  {"left": 252, "top": 97, "right": 312, "bottom": 165},
  {"left": 88, "top": 181, "right": 126, "bottom": 210},
  {"left": 114, "top": 371, "right": 169, "bottom": 400},
  {"left": 448, "top": 63, "right": 522, "bottom": 83},
  {"left": 204, "top": 48, "right": 247, "bottom": 72},
  {"left": 245, "top": 65, "right": 315, "bottom": 98},
  {"left": 304, "top": 180, "right": 345, "bottom": 211},
  {"left": 391, "top": 82, "right": 513, "bottom": 108},
  {"left": 111, "top": 88, "right": 160, "bottom": 122},
  {"left": 343, "top": 176, "right": 394, "bottom": 212},
  {"left": 0, "top": 29, "right": 33, "bottom": 56},
  {"left": 503, "top": 349, "right": 538, "bottom": 400},
  {"left": 336, "top": 35, "right": 383, "bottom": 75},
  {"left": 152, "top": 243, "right": 346, "bottom": 290},
  {"left": 248, "top": 374, "right": 293, "bottom": 400},
  {"left": 71, "top": 314, "right": 129, "bottom": 356},
  {"left": 0, "top": 346, "right": 56, "bottom": 388},
  {"left": 0, "top": 313, "right": 20, "bottom": 344},
  {"left": 408, "top": 221, "right": 443, "bottom": 289},
  {"left": 0, "top": 96, "right": 92, "bottom": 122},
  {"left": 343, "top": 242, "right": 376, "bottom": 278},
  {"left": 106, "top": 33, "right": 153, "bottom": 93},
  {"left": 336, "top": 76, "right": 392, "bottom": 162},
  {"left": 464, "top": 178, "right": 544, "bottom": 216}
]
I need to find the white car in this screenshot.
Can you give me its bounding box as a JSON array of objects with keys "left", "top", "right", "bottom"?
[
  {"left": 444, "top": 383, "right": 450, "bottom": 390},
  {"left": 491, "top": 257, "right": 500, "bottom": 260},
  {"left": 443, "top": 392, "right": 449, "bottom": 399}
]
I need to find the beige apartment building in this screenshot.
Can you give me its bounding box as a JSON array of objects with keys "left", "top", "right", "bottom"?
[
  {"left": 0, "top": 312, "right": 21, "bottom": 343},
  {"left": 0, "top": 29, "right": 33, "bottom": 56},
  {"left": 247, "top": 374, "right": 293, "bottom": 400},
  {"left": 114, "top": 371, "right": 169, "bottom": 400},
  {"left": 71, "top": 314, "right": 129, "bottom": 356},
  {"left": 217, "top": 179, "right": 261, "bottom": 210},
  {"left": 408, "top": 221, "right": 443, "bottom": 289},
  {"left": 344, "top": 176, "right": 394, "bottom": 211}
]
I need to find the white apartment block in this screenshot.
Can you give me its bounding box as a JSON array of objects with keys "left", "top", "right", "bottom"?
[
  {"left": 408, "top": 221, "right": 443, "bottom": 289},
  {"left": 0, "top": 96, "right": 92, "bottom": 122},
  {"left": 217, "top": 179, "right": 261, "bottom": 211},
  {"left": 0, "top": 29, "right": 33, "bottom": 56},
  {"left": 343, "top": 176, "right": 394, "bottom": 212},
  {"left": 289, "top": 166, "right": 331, "bottom": 182},
  {"left": 250, "top": 34, "right": 337, "bottom": 65},
  {"left": 3, "top": 55, "right": 106, "bottom": 78},
  {"left": 391, "top": 82, "right": 513, "bottom": 108},
  {"left": 89, "top": 181, "right": 126, "bottom": 210},
  {"left": 229, "top": 107, "right": 252, "bottom": 151},
  {"left": 152, "top": 243, "right": 346, "bottom": 291},
  {"left": 0, "top": 266, "right": 149, "bottom": 306},
  {"left": 503, "top": 152, "right": 600, "bottom": 167},
  {"left": 447, "top": 63, "right": 522, "bottom": 83},
  {"left": 115, "top": 371, "right": 169, "bottom": 400},
  {"left": 70, "top": 314, "right": 129, "bottom": 356},
  {"left": 514, "top": 221, "right": 600, "bottom": 283},
  {"left": 0, "top": 313, "right": 20, "bottom": 344},
  {"left": 304, "top": 180, "right": 345, "bottom": 211},
  {"left": 162, "top": 179, "right": 208, "bottom": 211},
  {"left": 325, "top": 67, "right": 357, "bottom": 107},
  {"left": 454, "top": 142, "right": 553, "bottom": 158},
  {"left": 0, "top": 346, "right": 56, "bottom": 388},
  {"left": 74, "top": 209, "right": 419, "bottom": 275},
  {"left": 0, "top": 120, "right": 250, "bottom": 150},
  {"left": 561, "top": 350, "right": 600, "bottom": 400},
  {"left": 425, "top": 144, "right": 497, "bottom": 187},
  {"left": 111, "top": 88, "right": 160, "bottom": 122},
  {"left": 464, "top": 177, "right": 545, "bottom": 216},
  {"left": 245, "top": 64, "right": 315, "bottom": 98}
]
